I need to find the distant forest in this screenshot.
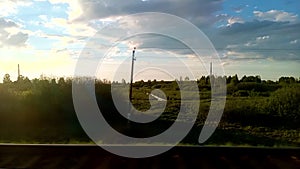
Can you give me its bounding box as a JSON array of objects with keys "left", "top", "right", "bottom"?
[{"left": 0, "top": 73, "right": 299, "bottom": 146}]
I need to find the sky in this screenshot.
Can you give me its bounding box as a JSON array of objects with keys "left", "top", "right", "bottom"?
[{"left": 0, "top": 0, "right": 299, "bottom": 81}]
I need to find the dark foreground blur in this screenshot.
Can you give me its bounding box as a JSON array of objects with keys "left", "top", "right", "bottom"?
[{"left": 0, "top": 144, "right": 299, "bottom": 169}]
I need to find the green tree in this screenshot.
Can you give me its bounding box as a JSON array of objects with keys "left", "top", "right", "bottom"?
[
  {"left": 241, "top": 75, "right": 261, "bottom": 83},
  {"left": 58, "top": 77, "right": 65, "bottom": 86},
  {"left": 3, "top": 73, "right": 12, "bottom": 84},
  {"left": 279, "top": 77, "right": 296, "bottom": 84},
  {"left": 198, "top": 76, "right": 206, "bottom": 86},
  {"left": 226, "top": 75, "right": 232, "bottom": 84},
  {"left": 231, "top": 74, "right": 239, "bottom": 85},
  {"left": 15, "top": 75, "right": 32, "bottom": 91}
]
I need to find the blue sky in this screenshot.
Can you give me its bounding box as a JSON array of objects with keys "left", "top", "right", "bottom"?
[{"left": 0, "top": 0, "right": 299, "bottom": 81}]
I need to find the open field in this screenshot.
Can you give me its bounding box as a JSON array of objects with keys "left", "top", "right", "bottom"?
[{"left": 0, "top": 75, "right": 299, "bottom": 146}]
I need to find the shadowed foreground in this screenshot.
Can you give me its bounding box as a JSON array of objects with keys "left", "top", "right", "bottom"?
[{"left": 0, "top": 144, "right": 299, "bottom": 169}]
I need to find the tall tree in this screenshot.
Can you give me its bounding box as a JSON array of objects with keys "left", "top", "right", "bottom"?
[
  {"left": 3, "top": 73, "right": 12, "bottom": 84},
  {"left": 231, "top": 74, "right": 239, "bottom": 85}
]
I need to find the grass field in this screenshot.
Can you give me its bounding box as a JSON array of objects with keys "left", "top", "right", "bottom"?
[{"left": 0, "top": 75, "right": 299, "bottom": 147}]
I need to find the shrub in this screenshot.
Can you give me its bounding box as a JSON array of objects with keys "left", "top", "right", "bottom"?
[{"left": 268, "top": 86, "right": 300, "bottom": 124}]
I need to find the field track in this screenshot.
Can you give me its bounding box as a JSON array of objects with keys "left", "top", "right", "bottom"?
[{"left": 0, "top": 144, "right": 299, "bottom": 169}]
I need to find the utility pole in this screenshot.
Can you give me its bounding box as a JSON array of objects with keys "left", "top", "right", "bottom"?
[
  {"left": 18, "top": 64, "right": 20, "bottom": 80},
  {"left": 210, "top": 62, "right": 214, "bottom": 88},
  {"left": 210, "top": 62, "right": 212, "bottom": 77},
  {"left": 127, "top": 47, "right": 136, "bottom": 124},
  {"left": 129, "top": 47, "right": 136, "bottom": 103}
]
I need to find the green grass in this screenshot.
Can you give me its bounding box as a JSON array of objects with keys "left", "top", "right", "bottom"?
[{"left": 0, "top": 79, "right": 299, "bottom": 147}]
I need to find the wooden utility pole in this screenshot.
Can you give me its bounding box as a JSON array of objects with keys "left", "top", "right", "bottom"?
[
  {"left": 18, "top": 64, "right": 20, "bottom": 80},
  {"left": 127, "top": 47, "right": 136, "bottom": 127},
  {"left": 129, "top": 47, "right": 136, "bottom": 103},
  {"left": 210, "top": 62, "right": 212, "bottom": 77}
]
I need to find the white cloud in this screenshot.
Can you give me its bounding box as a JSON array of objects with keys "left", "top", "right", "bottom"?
[
  {"left": 42, "top": 17, "right": 96, "bottom": 38},
  {"left": 254, "top": 10, "right": 298, "bottom": 22},
  {"left": 244, "top": 42, "right": 256, "bottom": 47},
  {"left": 71, "top": 0, "right": 223, "bottom": 28},
  {"left": 38, "top": 15, "right": 48, "bottom": 22},
  {"left": 224, "top": 50, "right": 264, "bottom": 60},
  {"left": 227, "top": 17, "right": 244, "bottom": 26},
  {"left": 242, "top": 35, "right": 270, "bottom": 47},
  {"left": 221, "top": 62, "right": 230, "bottom": 66},
  {"left": 290, "top": 40, "right": 298, "bottom": 44},
  {"left": 232, "top": 5, "right": 248, "bottom": 13},
  {"left": 256, "top": 35, "right": 269, "bottom": 41},
  {"left": 213, "top": 18, "right": 300, "bottom": 61},
  {"left": 48, "top": 0, "right": 83, "bottom": 21},
  {"left": 0, "top": 0, "right": 32, "bottom": 17},
  {"left": 0, "top": 1, "right": 17, "bottom": 17},
  {"left": 0, "top": 18, "right": 28, "bottom": 47}
]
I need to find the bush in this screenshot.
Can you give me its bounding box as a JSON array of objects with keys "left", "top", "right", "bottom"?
[{"left": 268, "top": 86, "right": 300, "bottom": 124}]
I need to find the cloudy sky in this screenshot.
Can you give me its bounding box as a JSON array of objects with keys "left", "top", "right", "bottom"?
[{"left": 0, "top": 0, "right": 299, "bottom": 81}]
